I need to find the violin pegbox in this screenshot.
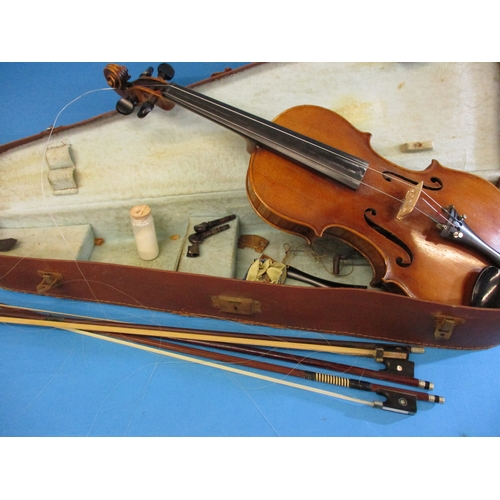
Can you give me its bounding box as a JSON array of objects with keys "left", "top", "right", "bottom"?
[{"left": 104, "top": 63, "right": 176, "bottom": 118}]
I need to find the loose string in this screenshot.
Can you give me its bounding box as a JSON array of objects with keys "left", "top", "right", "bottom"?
[{"left": 38, "top": 87, "right": 128, "bottom": 313}]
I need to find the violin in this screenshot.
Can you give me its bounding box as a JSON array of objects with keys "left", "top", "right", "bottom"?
[{"left": 104, "top": 63, "right": 500, "bottom": 308}]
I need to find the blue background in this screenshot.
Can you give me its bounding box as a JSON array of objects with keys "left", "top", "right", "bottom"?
[{"left": 0, "top": 63, "right": 498, "bottom": 447}]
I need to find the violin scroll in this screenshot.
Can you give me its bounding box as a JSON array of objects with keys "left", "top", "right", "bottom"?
[
  {"left": 104, "top": 63, "right": 176, "bottom": 118},
  {"left": 103, "top": 63, "right": 131, "bottom": 90}
]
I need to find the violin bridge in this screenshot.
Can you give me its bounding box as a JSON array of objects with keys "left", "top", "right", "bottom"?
[{"left": 396, "top": 181, "right": 423, "bottom": 220}]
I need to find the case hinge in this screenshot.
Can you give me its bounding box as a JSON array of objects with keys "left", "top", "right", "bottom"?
[
  {"left": 434, "top": 315, "right": 465, "bottom": 340},
  {"left": 212, "top": 295, "right": 261, "bottom": 316}
]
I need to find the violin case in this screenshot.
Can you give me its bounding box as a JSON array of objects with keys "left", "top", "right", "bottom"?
[{"left": 1, "top": 62, "right": 500, "bottom": 350}]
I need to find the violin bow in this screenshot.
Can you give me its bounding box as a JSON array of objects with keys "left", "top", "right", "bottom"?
[
  {"left": 0, "top": 302, "right": 442, "bottom": 414},
  {"left": 99, "top": 332, "right": 444, "bottom": 408},
  {"left": 66, "top": 327, "right": 425, "bottom": 415}
]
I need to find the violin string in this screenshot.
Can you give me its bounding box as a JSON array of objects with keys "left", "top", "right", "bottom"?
[
  {"left": 355, "top": 175, "right": 443, "bottom": 226},
  {"left": 136, "top": 81, "right": 456, "bottom": 228},
  {"left": 372, "top": 171, "right": 454, "bottom": 225}
]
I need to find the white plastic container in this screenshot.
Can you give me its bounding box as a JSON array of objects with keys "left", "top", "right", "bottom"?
[{"left": 130, "top": 205, "right": 159, "bottom": 260}]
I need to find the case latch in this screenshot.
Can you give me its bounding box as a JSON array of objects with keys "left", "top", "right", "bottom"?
[
  {"left": 37, "top": 270, "right": 63, "bottom": 293},
  {"left": 434, "top": 315, "right": 465, "bottom": 340},
  {"left": 212, "top": 295, "right": 261, "bottom": 316}
]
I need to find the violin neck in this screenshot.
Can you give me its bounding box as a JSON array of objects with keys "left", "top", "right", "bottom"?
[{"left": 162, "top": 84, "right": 369, "bottom": 190}]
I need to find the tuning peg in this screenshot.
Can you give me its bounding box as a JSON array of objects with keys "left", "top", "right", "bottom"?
[
  {"left": 157, "top": 63, "right": 175, "bottom": 81},
  {"left": 140, "top": 67, "right": 154, "bottom": 77},
  {"left": 116, "top": 98, "right": 135, "bottom": 115},
  {"left": 137, "top": 101, "right": 154, "bottom": 118}
]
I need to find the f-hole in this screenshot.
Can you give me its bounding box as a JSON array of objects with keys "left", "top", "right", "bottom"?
[
  {"left": 382, "top": 171, "right": 443, "bottom": 191},
  {"left": 364, "top": 208, "right": 414, "bottom": 267}
]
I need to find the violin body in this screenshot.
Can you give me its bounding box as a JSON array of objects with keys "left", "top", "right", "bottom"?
[{"left": 247, "top": 105, "right": 500, "bottom": 306}]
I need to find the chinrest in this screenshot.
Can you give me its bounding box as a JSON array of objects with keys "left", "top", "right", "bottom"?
[{"left": 471, "top": 266, "right": 500, "bottom": 308}]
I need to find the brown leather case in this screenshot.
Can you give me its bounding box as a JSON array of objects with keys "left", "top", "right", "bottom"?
[{"left": 1, "top": 254, "right": 499, "bottom": 349}]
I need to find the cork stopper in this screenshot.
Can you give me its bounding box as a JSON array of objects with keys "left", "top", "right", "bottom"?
[{"left": 130, "top": 205, "right": 151, "bottom": 220}]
